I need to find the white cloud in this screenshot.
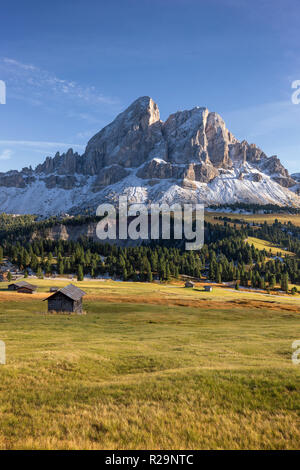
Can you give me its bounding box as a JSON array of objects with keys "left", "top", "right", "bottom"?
[
  {"left": 0, "top": 149, "right": 13, "bottom": 160},
  {"left": 3, "top": 58, "right": 38, "bottom": 71},
  {"left": 0, "top": 57, "right": 120, "bottom": 111},
  {"left": 0, "top": 140, "right": 85, "bottom": 150}
]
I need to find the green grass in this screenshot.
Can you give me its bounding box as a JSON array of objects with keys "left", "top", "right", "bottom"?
[
  {"left": 0, "top": 282, "right": 299, "bottom": 450},
  {"left": 246, "top": 236, "right": 295, "bottom": 257},
  {"left": 3, "top": 276, "right": 300, "bottom": 301},
  {"left": 205, "top": 211, "right": 300, "bottom": 227}
]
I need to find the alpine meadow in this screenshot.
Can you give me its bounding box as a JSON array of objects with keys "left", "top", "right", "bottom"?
[{"left": 0, "top": 0, "right": 300, "bottom": 454}]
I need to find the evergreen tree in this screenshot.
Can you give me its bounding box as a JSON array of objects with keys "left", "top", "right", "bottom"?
[
  {"left": 77, "top": 265, "right": 84, "bottom": 281},
  {"left": 174, "top": 265, "right": 179, "bottom": 279},
  {"left": 37, "top": 266, "right": 43, "bottom": 279},
  {"left": 280, "top": 272, "right": 289, "bottom": 292},
  {"left": 146, "top": 266, "right": 153, "bottom": 282},
  {"left": 58, "top": 261, "right": 64, "bottom": 275},
  {"left": 269, "top": 275, "right": 276, "bottom": 289}
]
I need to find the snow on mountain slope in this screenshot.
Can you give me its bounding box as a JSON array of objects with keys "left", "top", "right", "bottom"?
[
  {"left": 1, "top": 162, "right": 298, "bottom": 216},
  {"left": 1, "top": 96, "right": 300, "bottom": 215}
]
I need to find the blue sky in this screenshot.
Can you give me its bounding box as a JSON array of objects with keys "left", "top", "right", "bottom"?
[{"left": 0, "top": 0, "right": 300, "bottom": 172}]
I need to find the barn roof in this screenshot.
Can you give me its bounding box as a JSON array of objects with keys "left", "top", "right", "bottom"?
[
  {"left": 44, "top": 284, "right": 86, "bottom": 301},
  {"left": 9, "top": 281, "right": 37, "bottom": 290},
  {"left": 185, "top": 280, "right": 195, "bottom": 286}
]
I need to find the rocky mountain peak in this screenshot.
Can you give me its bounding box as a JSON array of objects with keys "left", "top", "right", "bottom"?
[
  {"left": 83, "top": 96, "right": 165, "bottom": 172},
  {"left": 128, "top": 95, "right": 160, "bottom": 126},
  {"left": 0, "top": 96, "right": 299, "bottom": 215}
]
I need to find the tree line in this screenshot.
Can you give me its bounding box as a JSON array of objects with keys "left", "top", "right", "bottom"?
[{"left": 0, "top": 218, "right": 299, "bottom": 292}]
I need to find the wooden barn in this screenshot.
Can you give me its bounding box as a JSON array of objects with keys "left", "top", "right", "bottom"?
[
  {"left": 204, "top": 285, "right": 213, "bottom": 292},
  {"left": 0, "top": 272, "right": 8, "bottom": 282},
  {"left": 185, "top": 280, "right": 195, "bottom": 288},
  {"left": 8, "top": 281, "right": 37, "bottom": 294},
  {"left": 44, "top": 284, "right": 86, "bottom": 314},
  {"left": 49, "top": 287, "right": 59, "bottom": 292}
]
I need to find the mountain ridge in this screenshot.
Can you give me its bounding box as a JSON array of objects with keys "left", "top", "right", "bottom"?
[{"left": 1, "top": 96, "right": 300, "bottom": 215}]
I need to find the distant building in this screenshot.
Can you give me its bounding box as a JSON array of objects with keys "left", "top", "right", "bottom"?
[
  {"left": 8, "top": 281, "right": 37, "bottom": 294},
  {"left": 185, "top": 280, "right": 195, "bottom": 288},
  {"left": 49, "top": 287, "right": 59, "bottom": 292},
  {"left": 204, "top": 286, "right": 213, "bottom": 292},
  {"left": 44, "top": 284, "right": 86, "bottom": 314},
  {"left": 17, "top": 285, "right": 38, "bottom": 294},
  {"left": 0, "top": 272, "right": 8, "bottom": 282}
]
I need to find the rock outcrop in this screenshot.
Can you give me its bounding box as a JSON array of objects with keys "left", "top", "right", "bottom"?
[
  {"left": 84, "top": 97, "right": 166, "bottom": 172},
  {"left": 0, "top": 171, "right": 35, "bottom": 188},
  {"left": 91, "top": 165, "right": 130, "bottom": 192}
]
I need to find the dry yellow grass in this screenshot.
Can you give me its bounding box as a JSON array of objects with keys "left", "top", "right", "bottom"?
[
  {"left": 0, "top": 280, "right": 299, "bottom": 449},
  {"left": 246, "top": 236, "right": 295, "bottom": 257},
  {"left": 205, "top": 211, "right": 300, "bottom": 227}
]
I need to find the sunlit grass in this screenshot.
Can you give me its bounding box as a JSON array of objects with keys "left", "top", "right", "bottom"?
[
  {"left": 0, "top": 280, "right": 299, "bottom": 449},
  {"left": 246, "top": 236, "right": 295, "bottom": 257},
  {"left": 205, "top": 211, "right": 300, "bottom": 227},
  {"left": 1, "top": 277, "right": 300, "bottom": 305}
]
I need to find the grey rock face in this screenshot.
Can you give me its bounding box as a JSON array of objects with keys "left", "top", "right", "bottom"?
[
  {"left": 272, "top": 176, "right": 296, "bottom": 188},
  {"left": 291, "top": 173, "right": 300, "bottom": 182},
  {"left": 0, "top": 171, "right": 35, "bottom": 188},
  {"left": 162, "top": 107, "right": 236, "bottom": 167},
  {"left": 36, "top": 149, "right": 81, "bottom": 175},
  {"left": 31, "top": 96, "right": 274, "bottom": 181},
  {"left": 183, "top": 162, "right": 219, "bottom": 183},
  {"left": 162, "top": 107, "right": 208, "bottom": 164},
  {"left": 16, "top": 97, "right": 296, "bottom": 187},
  {"left": 259, "top": 155, "right": 296, "bottom": 187},
  {"left": 0, "top": 96, "right": 299, "bottom": 212},
  {"left": 83, "top": 96, "right": 166, "bottom": 173},
  {"left": 91, "top": 165, "right": 130, "bottom": 192},
  {"left": 137, "top": 159, "right": 184, "bottom": 180},
  {"left": 252, "top": 173, "right": 263, "bottom": 182},
  {"left": 137, "top": 158, "right": 218, "bottom": 184},
  {"left": 229, "top": 140, "right": 266, "bottom": 164},
  {"left": 42, "top": 175, "right": 79, "bottom": 190},
  {"left": 260, "top": 155, "right": 289, "bottom": 177}
]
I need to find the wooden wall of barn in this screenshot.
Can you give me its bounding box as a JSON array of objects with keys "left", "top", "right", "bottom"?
[
  {"left": 48, "top": 292, "right": 74, "bottom": 312},
  {"left": 47, "top": 292, "right": 83, "bottom": 313}
]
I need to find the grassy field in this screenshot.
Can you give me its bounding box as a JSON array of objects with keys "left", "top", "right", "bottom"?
[
  {"left": 246, "top": 236, "right": 295, "bottom": 257},
  {"left": 205, "top": 211, "right": 300, "bottom": 227},
  {"left": 0, "top": 280, "right": 299, "bottom": 450}
]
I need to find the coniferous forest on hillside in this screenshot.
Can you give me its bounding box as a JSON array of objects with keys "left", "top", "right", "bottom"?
[{"left": 1, "top": 209, "right": 300, "bottom": 293}]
